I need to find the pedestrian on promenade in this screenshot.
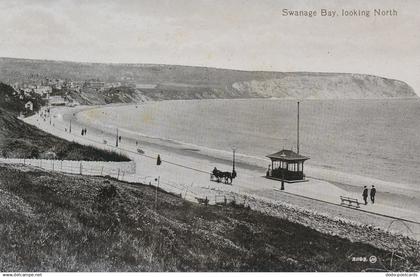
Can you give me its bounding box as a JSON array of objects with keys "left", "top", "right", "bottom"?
[
  {"left": 362, "top": 186, "right": 368, "bottom": 205},
  {"left": 266, "top": 164, "right": 271, "bottom": 177},
  {"left": 370, "top": 185, "right": 376, "bottom": 204}
]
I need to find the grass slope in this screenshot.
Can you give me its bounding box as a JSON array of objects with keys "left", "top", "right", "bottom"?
[
  {"left": 0, "top": 81, "right": 128, "bottom": 161},
  {"left": 0, "top": 108, "right": 128, "bottom": 161},
  {"left": 0, "top": 164, "right": 419, "bottom": 272}
]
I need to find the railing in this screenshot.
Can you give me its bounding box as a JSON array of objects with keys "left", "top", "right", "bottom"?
[
  {"left": 270, "top": 168, "right": 304, "bottom": 180},
  {"left": 0, "top": 158, "right": 135, "bottom": 179},
  {"left": 0, "top": 157, "right": 210, "bottom": 203},
  {"left": 0, "top": 155, "right": 238, "bottom": 207}
]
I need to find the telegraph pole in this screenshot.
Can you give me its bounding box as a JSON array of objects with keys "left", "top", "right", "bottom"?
[
  {"left": 280, "top": 153, "right": 286, "bottom": 190},
  {"left": 297, "top": 101, "right": 300, "bottom": 154},
  {"left": 48, "top": 91, "right": 52, "bottom": 125},
  {"left": 232, "top": 147, "right": 236, "bottom": 172},
  {"left": 155, "top": 176, "right": 160, "bottom": 210},
  {"left": 69, "top": 119, "right": 72, "bottom": 133}
]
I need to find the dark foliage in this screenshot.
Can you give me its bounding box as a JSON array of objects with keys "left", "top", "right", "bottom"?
[{"left": 0, "top": 82, "right": 46, "bottom": 115}]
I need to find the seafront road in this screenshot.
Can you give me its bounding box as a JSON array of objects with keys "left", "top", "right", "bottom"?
[{"left": 23, "top": 106, "right": 420, "bottom": 239}]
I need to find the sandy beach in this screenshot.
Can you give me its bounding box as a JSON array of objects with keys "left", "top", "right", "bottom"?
[
  {"left": 23, "top": 103, "right": 420, "bottom": 239},
  {"left": 75, "top": 99, "right": 420, "bottom": 186}
]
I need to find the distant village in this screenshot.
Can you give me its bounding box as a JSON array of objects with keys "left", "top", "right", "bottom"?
[{"left": 9, "top": 76, "right": 157, "bottom": 113}]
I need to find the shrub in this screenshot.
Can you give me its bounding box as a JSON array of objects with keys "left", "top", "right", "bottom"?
[{"left": 30, "top": 147, "right": 40, "bottom": 159}]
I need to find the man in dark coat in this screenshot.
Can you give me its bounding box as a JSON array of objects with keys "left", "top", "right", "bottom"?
[
  {"left": 362, "top": 186, "right": 368, "bottom": 205},
  {"left": 370, "top": 185, "right": 376, "bottom": 204}
]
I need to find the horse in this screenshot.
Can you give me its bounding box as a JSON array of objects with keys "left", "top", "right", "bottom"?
[{"left": 212, "top": 168, "right": 237, "bottom": 184}]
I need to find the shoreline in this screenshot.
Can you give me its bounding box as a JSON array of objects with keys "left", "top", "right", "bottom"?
[
  {"left": 23, "top": 102, "right": 420, "bottom": 238},
  {"left": 74, "top": 100, "right": 420, "bottom": 196}
]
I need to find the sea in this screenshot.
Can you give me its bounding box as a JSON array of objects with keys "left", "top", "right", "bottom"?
[{"left": 78, "top": 98, "right": 420, "bottom": 186}]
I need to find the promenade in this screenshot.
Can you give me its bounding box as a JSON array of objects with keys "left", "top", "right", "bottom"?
[{"left": 22, "top": 106, "right": 420, "bottom": 239}]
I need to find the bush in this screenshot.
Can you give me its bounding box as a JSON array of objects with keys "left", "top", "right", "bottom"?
[
  {"left": 54, "top": 142, "right": 130, "bottom": 162},
  {"left": 97, "top": 184, "right": 118, "bottom": 200},
  {"left": 30, "top": 147, "right": 39, "bottom": 159}
]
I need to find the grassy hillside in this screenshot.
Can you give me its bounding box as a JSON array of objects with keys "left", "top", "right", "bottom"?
[
  {"left": 0, "top": 108, "right": 128, "bottom": 161},
  {"left": 0, "top": 57, "right": 416, "bottom": 104},
  {"left": 0, "top": 83, "right": 128, "bottom": 161},
  {"left": 1, "top": 163, "right": 419, "bottom": 272}
]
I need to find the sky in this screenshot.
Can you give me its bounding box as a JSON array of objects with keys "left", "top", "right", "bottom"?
[{"left": 0, "top": 0, "right": 419, "bottom": 94}]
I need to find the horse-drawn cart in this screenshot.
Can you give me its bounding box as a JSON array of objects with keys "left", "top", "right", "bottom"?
[
  {"left": 210, "top": 149, "right": 237, "bottom": 185},
  {"left": 210, "top": 167, "right": 236, "bottom": 184}
]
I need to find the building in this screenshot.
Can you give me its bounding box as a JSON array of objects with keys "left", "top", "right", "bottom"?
[
  {"left": 84, "top": 80, "right": 105, "bottom": 90},
  {"left": 24, "top": 101, "right": 33, "bottom": 111},
  {"left": 104, "top": 82, "right": 122, "bottom": 89},
  {"left": 22, "top": 88, "right": 33, "bottom": 95},
  {"left": 266, "top": 149, "right": 309, "bottom": 182},
  {"left": 49, "top": 96, "right": 66, "bottom": 106},
  {"left": 34, "top": 86, "right": 52, "bottom": 96}
]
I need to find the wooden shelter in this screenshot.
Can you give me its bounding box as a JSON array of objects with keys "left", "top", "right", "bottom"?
[{"left": 266, "top": 149, "right": 309, "bottom": 182}]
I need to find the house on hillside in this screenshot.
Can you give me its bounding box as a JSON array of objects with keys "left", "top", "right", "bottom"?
[
  {"left": 25, "top": 101, "right": 33, "bottom": 111},
  {"left": 34, "top": 86, "right": 52, "bottom": 96},
  {"left": 49, "top": 96, "right": 66, "bottom": 106},
  {"left": 84, "top": 80, "right": 105, "bottom": 90}
]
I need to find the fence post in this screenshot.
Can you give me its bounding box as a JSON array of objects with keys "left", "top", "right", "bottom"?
[
  {"left": 61, "top": 160, "right": 63, "bottom": 170},
  {"left": 117, "top": 169, "right": 120, "bottom": 180},
  {"left": 184, "top": 184, "right": 189, "bottom": 200},
  {"left": 80, "top": 162, "right": 83, "bottom": 175}
]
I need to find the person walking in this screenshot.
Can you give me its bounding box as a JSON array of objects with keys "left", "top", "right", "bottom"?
[
  {"left": 266, "top": 164, "right": 271, "bottom": 177},
  {"left": 370, "top": 185, "right": 376, "bottom": 204},
  {"left": 362, "top": 186, "right": 369, "bottom": 205}
]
